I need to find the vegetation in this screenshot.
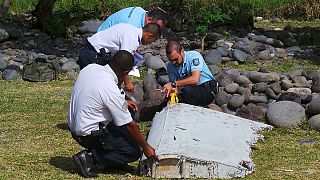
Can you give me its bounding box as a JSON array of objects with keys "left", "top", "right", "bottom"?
[{"left": 1, "top": 0, "right": 319, "bottom": 36}]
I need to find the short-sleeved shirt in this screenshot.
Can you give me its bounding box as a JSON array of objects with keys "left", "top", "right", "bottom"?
[
  {"left": 68, "top": 64, "right": 132, "bottom": 136},
  {"left": 168, "top": 51, "right": 214, "bottom": 85},
  {"left": 87, "top": 23, "right": 142, "bottom": 56},
  {"left": 97, "top": 7, "right": 146, "bottom": 32}
]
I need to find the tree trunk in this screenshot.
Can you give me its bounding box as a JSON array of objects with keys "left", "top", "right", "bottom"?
[
  {"left": 0, "top": 0, "right": 12, "bottom": 19},
  {"left": 31, "top": 0, "right": 57, "bottom": 32}
]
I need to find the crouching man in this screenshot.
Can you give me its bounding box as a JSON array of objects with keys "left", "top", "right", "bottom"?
[{"left": 68, "top": 50, "right": 157, "bottom": 178}]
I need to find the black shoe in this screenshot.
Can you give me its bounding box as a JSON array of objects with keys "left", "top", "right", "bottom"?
[{"left": 73, "top": 150, "right": 98, "bottom": 178}]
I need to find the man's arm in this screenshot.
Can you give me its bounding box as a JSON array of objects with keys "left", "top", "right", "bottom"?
[
  {"left": 163, "top": 70, "right": 201, "bottom": 96},
  {"left": 124, "top": 121, "right": 158, "bottom": 160},
  {"left": 175, "top": 70, "right": 201, "bottom": 87},
  {"left": 124, "top": 74, "right": 134, "bottom": 92}
]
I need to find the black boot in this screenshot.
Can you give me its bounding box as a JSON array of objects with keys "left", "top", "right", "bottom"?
[{"left": 73, "top": 150, "right": 98, "bottom": 178}]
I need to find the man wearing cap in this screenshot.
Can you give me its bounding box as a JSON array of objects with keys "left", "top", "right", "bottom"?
[
  {"left": 77, "top": 23, "right": 161, "bottom": 92},
  {"left": 69, "top": 50, "right": 158, "bottom": 178}
]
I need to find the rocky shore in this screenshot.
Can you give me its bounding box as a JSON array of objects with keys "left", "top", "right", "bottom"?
[{"left": 0, "top": 19, "right": 320, "bottom": 132}]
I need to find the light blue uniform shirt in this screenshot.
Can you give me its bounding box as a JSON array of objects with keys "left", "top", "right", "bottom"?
[
  {"left": 98, "top": 7, "right": 146, "bottom": 32},
  {"left": 168, "top": 51, "right": 214, "bottom": 85}
]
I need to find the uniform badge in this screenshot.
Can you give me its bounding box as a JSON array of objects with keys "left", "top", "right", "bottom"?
[{"left": 193, "top": 58, "right": 200, "bottom": 66}]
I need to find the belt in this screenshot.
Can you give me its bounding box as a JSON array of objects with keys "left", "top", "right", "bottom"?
[{"left": 201, "top": 79, "right": 218, "bottom": 94}]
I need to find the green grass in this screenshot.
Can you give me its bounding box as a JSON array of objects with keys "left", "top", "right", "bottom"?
[
  {"left": 255, "top": 20, "right": 320, "bottom": 29},
  {"left": 226, "top": 59, "right": 320, "bottom": 72},
  {"left": 0, "top": 61, "right": 320, "bottom": 179}
]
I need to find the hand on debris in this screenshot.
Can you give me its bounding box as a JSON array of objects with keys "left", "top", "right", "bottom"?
[
  {"left": 144, "top": 145, "right": 158, "bottom": 161},
  {"left": 162, "top": 82, "right": 175, "bottom": 97}
]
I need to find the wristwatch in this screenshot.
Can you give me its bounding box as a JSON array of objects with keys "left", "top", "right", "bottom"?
[{"left": 171, "top": 81, "right": 177, "bottom": 88}]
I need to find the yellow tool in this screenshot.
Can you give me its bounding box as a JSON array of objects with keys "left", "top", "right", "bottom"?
[{"left": 169, "top": 93, "right": 179, "bottom": 104}]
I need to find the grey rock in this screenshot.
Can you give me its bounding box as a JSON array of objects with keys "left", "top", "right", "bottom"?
[
  {"left": 59, "top": 57, "right": 69, "bottom": 64},
  {"left": 270, "top": 81, "right": 282, "bottom": 94},
  {"left": 225, "top": 69, "right": 240, "bottom": 80},
  {"left": 0, "top": 28, "right": 9, "bottom": 42},
  {"left": 221, "top": 104, "right": 236, "bottom": 115},
  {"left": 232, "top": 49, "right": 247, "bottom": 63},
  {"left": 228, "top": 94, "right": 245, "bottom": 109},
  {"left": 287, "top": 88, "right": 312, "bottom": 95},
  {"left": 302, "top": 70, "right": 320, "bottom": 80},
  {"left": 247, "top": 71, "right": 280, "bottom": 83},
  {"left": 207, "top": 65, "right": 221, "bottom": 76},
  {"left": 224, "top": 83, "right": 239, "bottom": 94},
  {"left": 248, "top": 95, "right": 268, "bottom": 104},
  {"left": 0, "top": 58, "right": 8, "bottom": 71},
  {"left": 221, "top": 57, "right": 233, "bottom": 63},
  {"left": 306, "top": 97, "right": 320, "bottom": 114},
  {"left": 236, "top": 104, "right": 267, "bottom": 121},
  {"left": 145, "top": 55, "right": 166, "bottom": 70},
  {"left": 157, "top": 75, "right": 169, "bottom": 86},
  {"left": 207, "top": 103, "right": 223, "bottom": 112},
  {"left": 281, "top": 79, "right": 293, "bottom": 90},
  {"left": 277, "top": 92, "right": 301, "bottom": 104},
  {"left": 311, "top": 75, "right": 320, "bottom": 93},
  {"left": 292, "top": 76, "right": 309, "bottom": 88},
  {"left": 61, "top": 61, "right": 79, "bottom": 71},
  {"left": 235, "top": 75, "right": 251, "bottom": 88},
  {"left": 285, "top": 46, "right": 302, "bottom": 53},
  {"left": 237, "top": 87, "right": 252, "bottom": 98},
  {"left": 308, "top": 114, "right": 320, "bottom": 132},
  {"left": 65, "top": 70, "right": 77, "bottom": 79},
  {"left": 216, "top": 73, "right": 234, "bottom": 87},
  {"left": 217, "top": 47, "right": 229, "bottom": 57},
  {"left": 265, "top": 88, "right": 277, "bottom": 99},
  {"left": 232, "top": 42, "right": 255, "bottom": 56},
  {"left": 249, "top": 34, "right": 267, "bottom": 42},
  {"left": 252, "top": 82, "right": 268, "bottom": 93},
  {"left": 266, "top": 101, "right": 306, "bottom": 128},
  {"left": 143, "top": 74, "right": 157, "bottom": 92},
  {"left": 143, "top": 89, "right": 165, "bottom": 101},
  {"left": 215, "top": 91, "right": 231, "bottom": 107},
  {"left": 126, "top": 83, "right": 144, "bottom": 102},
  {"left": 204, "top": 49, "right": 222, "bottom": 65},
  {"left": 258, "top": 50, "right": 272, "bottom": 60},
  {"left": 78, "top": 20, "right": 103, "bottom": 33},
  {"left": 2, "top": 68, "right": 20, "bottom": 80}
]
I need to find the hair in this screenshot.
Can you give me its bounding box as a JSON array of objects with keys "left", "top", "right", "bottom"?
[
  {"left": 166, "top": 40, "right": 183, "bottom": 54},
  {"left": 109, "top": 50, "right": 134, "bottom": 71},
  {"left": 142, "top": 23, "right": 161, "bottom": 38},
  {"left": 148, "top": 8, "right": 167, "bottom": 23}
]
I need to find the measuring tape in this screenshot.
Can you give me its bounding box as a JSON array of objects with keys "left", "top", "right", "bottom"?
[{"left": 169, "top": 93, "right": 179, "bottom": 104}]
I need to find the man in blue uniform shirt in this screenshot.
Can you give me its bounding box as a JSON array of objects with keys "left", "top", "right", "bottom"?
[
  {"left": 97, "top": 6, "right": 166, "bottom": 32},
  {"left": 163, "top": 40, "right": 218, "bottom": 106}
]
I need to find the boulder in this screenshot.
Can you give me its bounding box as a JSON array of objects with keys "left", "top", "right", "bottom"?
[{"left": 266, "top": 101, "right": 305, "bottom": 128}]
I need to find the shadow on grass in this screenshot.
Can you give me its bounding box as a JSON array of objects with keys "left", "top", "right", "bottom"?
[
  {"left": 49, "top": 156, "right": 138, "bottom": 177},
  {"left": 49, "top": 156, "right": 78, "bottom": 175},
  {"left": 56, "top": 123, "right": 68, "bottom": 130}
]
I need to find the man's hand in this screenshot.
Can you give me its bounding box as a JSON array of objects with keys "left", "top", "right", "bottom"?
[
  {"left": 125, "top": 82, "right": 134, "bottom": 92},
  {"left": 127, "top": 100, "right": 138, "bottom": 112},
  {"left": 163, "top": 82, "right": 176, "bottom": 97},
  {"left": 124, "top": 121, "right": 158, "bottom": 161},
  {"left": 143, "top": 144, "right": 158, "bottom": 160}
]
